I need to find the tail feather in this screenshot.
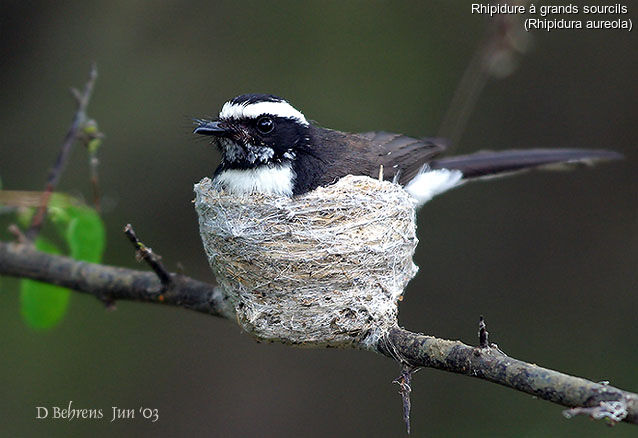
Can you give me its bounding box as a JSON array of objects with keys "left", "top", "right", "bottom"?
[
  {"left": 429, "top": 148, "right": 623, "bottom": 180},
  {"left": 406, "top": 148, "right": 622, "bottom": 208}
]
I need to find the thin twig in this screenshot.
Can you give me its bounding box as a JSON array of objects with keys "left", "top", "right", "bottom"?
[
  {"left": 437, "top": 2, "right": 530, "bottom": 150},
  {"left": 7, "top": 224, "right": 27, "bottom": 244},
  {"left": 89, "top": 152, "right": 101, "bottom": 212},
  {"left": 393, "top": 364, "right": 417, "bottom": 434},
  {"left": 77, "top": 118, "right": 104, "bottom": 212},
  {"left": 26, "top": 64, "right": 98, "bottom": 240},
  {"left": 123, "top": 224, "right": 172, "bottom": 289}
]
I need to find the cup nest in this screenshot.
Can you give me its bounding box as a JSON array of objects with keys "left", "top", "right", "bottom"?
[{"left": 194, "top": 175, "right": 419, "bottom": 348}]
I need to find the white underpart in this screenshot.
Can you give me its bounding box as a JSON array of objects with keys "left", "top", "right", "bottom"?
[
  {"left": 213, "top": 164, "right": 295, "bottom": 196},
  {"left": 404, "top": 168, "right": 464, "bottom": 207},
  {"left": 219, "top": 101, "right": 308, "bottom": 126}
]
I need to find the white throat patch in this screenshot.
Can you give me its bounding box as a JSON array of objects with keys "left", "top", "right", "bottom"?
[
  {"left": 219, "top": 138, "right": 275, "bottom": 165},
  {"left": 219, "top": 100, "right": 308, "bottom": 126},
  {"left": 213, "top": 164, "right": 295, "bottom": 196}
]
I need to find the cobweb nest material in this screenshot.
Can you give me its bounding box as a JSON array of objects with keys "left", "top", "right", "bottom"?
[{"left": 194, "top": 175, "right": 419, "bottom": 348}]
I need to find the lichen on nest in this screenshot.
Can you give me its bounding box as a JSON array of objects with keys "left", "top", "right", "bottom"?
[{"left": 194, "top": 175, "right": 419, "bottom": 349}]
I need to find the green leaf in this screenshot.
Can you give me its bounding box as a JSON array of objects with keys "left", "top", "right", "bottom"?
[
  {"left": 65, "top": 206, "right": 105, "bottom": 263},
  {"left": 48, "top": 203, "right": 106, "bottom": 263},
  {"left": 20, "top": 238, "right": 70, "bottom": 330},
  {"left": 19, "top": 201, "right": 105, "bottom": 330},
  {"left": 15, "top": 208, "right": 35, "bottom": 229}
]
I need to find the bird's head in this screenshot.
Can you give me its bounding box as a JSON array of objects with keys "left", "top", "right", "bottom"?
[{"left": 194, "top": 94, "right": 311, "bottom": 169}]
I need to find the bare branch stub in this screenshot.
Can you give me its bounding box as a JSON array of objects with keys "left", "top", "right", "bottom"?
[
  {"left": 27, "top": 63, "right": 99, "bottom": 240},
  {"left": 478, "top": 315, "right": 489, "bottom": 348},
  {"left": 123, "top": 224, "right": 172, "bottom": 289}
]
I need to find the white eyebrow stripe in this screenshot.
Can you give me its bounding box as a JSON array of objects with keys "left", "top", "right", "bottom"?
[{"left": 219, "top": 101, "right": 308, "bottom": 126}]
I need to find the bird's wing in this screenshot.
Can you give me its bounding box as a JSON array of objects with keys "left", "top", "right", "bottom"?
[{"left": 354, "top": 131, "right": 447, "bottom": 184}]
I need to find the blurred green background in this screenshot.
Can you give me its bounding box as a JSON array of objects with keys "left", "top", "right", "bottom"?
[{"left": 1, "top": 1, "right": 636, "bottom": 436}]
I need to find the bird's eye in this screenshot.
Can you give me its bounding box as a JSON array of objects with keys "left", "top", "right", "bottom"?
[{"left": 256, "top": 116, "right": 274, "bottom": 134}]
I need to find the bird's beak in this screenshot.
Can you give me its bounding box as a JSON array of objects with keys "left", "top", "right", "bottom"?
[{"left": 193, "top": 120, "right": 228, "bottom": 136}]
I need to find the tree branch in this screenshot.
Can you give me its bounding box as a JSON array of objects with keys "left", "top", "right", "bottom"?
[
  {"left": 0, "top": 241, "right": 232, "bottom": 318},
  {"left": 377, "top": 327, "right": 638, "bottom": 425},
  {"left": 0, "top": 240, "right": 636, "bottom": 425}
]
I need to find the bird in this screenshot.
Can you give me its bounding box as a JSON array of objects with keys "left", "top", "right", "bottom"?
[{"left": 193, "top": 93, "right": 621, "bottom": 206}]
